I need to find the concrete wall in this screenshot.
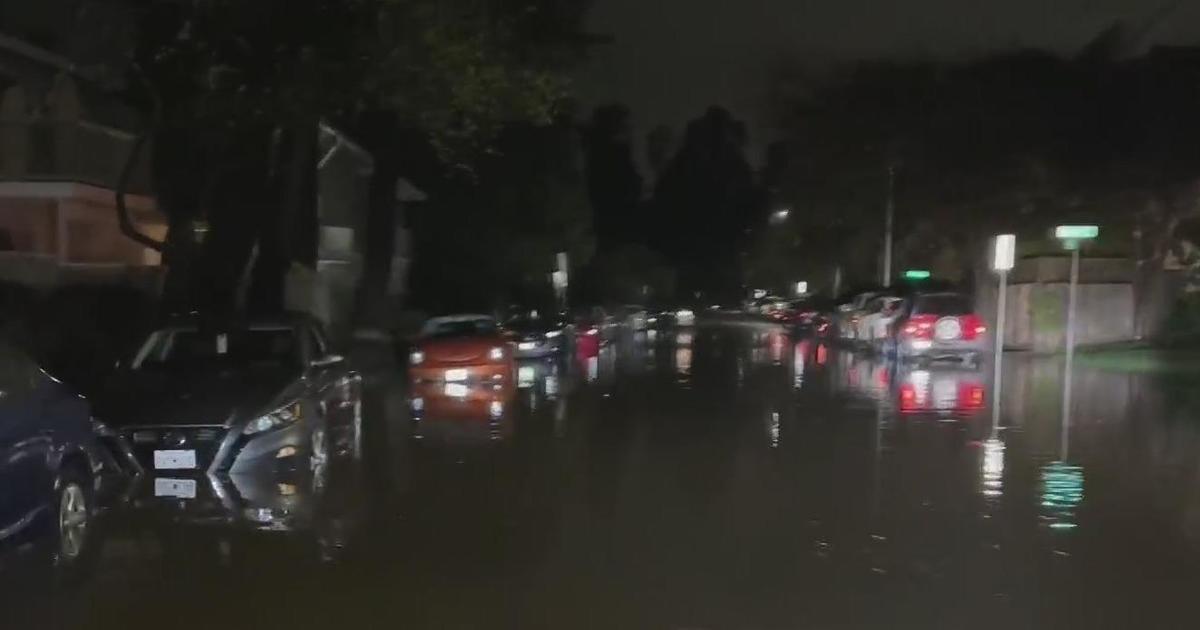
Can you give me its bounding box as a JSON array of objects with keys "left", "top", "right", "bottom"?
[
  {"left": 987, "top": 255, "right": 1137, "bottom": 352},
  {"left": 1004, "top": 282, "right": 1135, "bottom": 351}
]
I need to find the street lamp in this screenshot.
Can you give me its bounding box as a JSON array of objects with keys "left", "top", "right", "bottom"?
[
  {"left": 770, "top": 208, "right": 791, "bottom": 225},
  {"left": 991, "top": 234, "right": 1016, "bottom": 435},
  {"left": 1054, "top": 225, "right": 1098, "bottom": 428}
]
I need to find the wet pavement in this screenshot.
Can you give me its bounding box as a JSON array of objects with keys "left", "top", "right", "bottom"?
[{"left": 6, "top": 322, "right": 1200, "bottom": 629}]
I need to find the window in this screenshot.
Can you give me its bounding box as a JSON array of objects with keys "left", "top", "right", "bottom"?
[
  {"left": 913, "top": 295, "right": 972, "bottom": 316},
  {"left": 134, "top": 327, "right": 301, "bottom": 372}
]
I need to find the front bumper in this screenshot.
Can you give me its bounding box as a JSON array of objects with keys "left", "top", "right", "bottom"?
[
  {"left": 121, "top": 468, "right": 314, "bottom": 532},
  {"left": 410, "top": 362, "right": 512, "bottom": 385},
  {"left": 122, "top": 421, "right": 313, "bottom": 478}
]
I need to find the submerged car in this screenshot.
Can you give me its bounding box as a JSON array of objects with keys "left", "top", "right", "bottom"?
[
  {"left": 889, "top": 292, "right": 987, "bottom": 364},
  {"left": 505, "top": 312, "right": 569, "bottom": 358},
  {"left": 409, "top": 315, "right": 515, "bottom": 385},
  {"left": 93, "top": 314, "right": 363, "bottom": 521},
  {"left": 0, "top": 337, "right": 129, "bottom": 565}
]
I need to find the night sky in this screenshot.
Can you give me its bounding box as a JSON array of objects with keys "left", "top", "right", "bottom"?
[{"left": 579, "top": 0, "right": 1200, "bottom": 165}]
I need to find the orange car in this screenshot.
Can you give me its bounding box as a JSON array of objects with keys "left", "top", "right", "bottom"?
[{"left": 408, "top": 315, "right": 515, "bottom": 385}]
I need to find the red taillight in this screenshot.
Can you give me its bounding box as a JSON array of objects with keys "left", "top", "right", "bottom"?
[
  {"left": 901, "top": 315, "right": 937, "bottom": 339},
  {"left": 899, "top": 384, "right": 917, "bottom": 411},
  {"left": 961, "top": 314, "right": 985, "bottom": 340},
  {"left": 961, "top": 383, "right": 985, "bottom": 409}
]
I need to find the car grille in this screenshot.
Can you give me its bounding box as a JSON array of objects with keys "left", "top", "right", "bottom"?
[{"left": 124, "top": 426, "right": 228, "bottom": 470}]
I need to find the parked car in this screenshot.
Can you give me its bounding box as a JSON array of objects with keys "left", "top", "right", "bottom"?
[
  {"left": 782, "top": 297, "right": 835, "bottom": 335},
  {"left": 94, "top": 314, "right": 363, "bottom": 516},
  {"left": 0, "top": 337, "right": 129, "bottom": 565},
  {"left": 888, "top": 292, "right": 988, "bottom": 364},
  {"left": 504, "top": 311, "right": 569, "bottom": 358},
  {"left": 834, "top": 291, "right": 882, "bottom": 342},
  {"left": 622, "top": 305, "right": 650, "bottom": 331}
]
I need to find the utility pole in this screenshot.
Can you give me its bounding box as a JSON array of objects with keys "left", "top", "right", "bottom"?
[{"left": 882, "top": 164, "right": 895, "bottom": 287}]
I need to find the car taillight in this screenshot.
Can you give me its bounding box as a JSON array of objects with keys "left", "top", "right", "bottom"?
[
  {"left": 960, "top": 383, "right": 985, "bottom": 409},
  {"left": 899, "top": 384, "right": 917, "bottom": 411},
  {"left": 901, "top": 315, "right": 937, "bottom": 339},
  {"left": 961, "top": 314, "right": 986, "bottom": 340}
]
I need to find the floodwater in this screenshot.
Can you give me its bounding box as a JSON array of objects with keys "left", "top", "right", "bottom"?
[{"left": 6, "top": 323, "right": 1200, "bottom": 629}]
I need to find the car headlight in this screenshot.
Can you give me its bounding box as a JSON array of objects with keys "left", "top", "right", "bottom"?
[
  {"left": 409, "top": 350, "right": 425, "bottom": 365},
  {"left": 243, "top": 403, "right": 301, "bottom": 435},
  {"left": 488, "top": 346, "right": 505, "bottom": 360},
  {"left": 545, "top": 330, "right": 562, "bottom": 338}
]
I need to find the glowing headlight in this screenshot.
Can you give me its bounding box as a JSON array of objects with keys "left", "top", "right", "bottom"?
[
  {"left": 409, "top": 350, "right": 425, "bottom": 365},
  {"left": 545, "top": 330, "right": 562, "bottom": 338},
  {"left": 243, "top": 403, "right": 301, "bottom": 435},
  {"left": 488, "top": 346, "right": 505, "bottom": 360}
]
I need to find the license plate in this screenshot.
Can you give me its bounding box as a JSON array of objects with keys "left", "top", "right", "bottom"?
[
  {"left": 518, "top": 342, "right": 537, "bottom": 351},
  {"left": 518, "top": 366, "right": 536, "bottom": 383},
  {"left": 153, "top": 449, "right": 197, "bottom": 470},
  {"left": 445, "top": 368, "right": 469, "bottom": 382},
  {"left": 154, "top": 477, "right": 197, "bottom": 499},
  {"left": 444, "top": 383, "right": 470, "bottom": 398}
]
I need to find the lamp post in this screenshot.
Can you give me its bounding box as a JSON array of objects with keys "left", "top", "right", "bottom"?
[
  {"left": 1053, "top": 225, "right": 1098, "bottom": 428},
  {"left": 991, "top": 234, "right": 1016, "bottom": 434}
]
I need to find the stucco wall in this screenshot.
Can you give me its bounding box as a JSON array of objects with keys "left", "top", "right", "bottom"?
[{"left": 1003, "top": 281, "right": 1135, "bottom": 351}]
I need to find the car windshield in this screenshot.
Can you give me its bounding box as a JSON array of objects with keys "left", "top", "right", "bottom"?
[
  {"left": 134, "top": 327, "right": 300, "bottom": 371},
  {"left": 914, "top": 294, "right": 972, "bottom": 316},
  {"left": 423, "top": 318, "right": 497, "bottom": 338}
]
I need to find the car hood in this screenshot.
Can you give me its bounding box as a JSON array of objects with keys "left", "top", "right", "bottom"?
[{"left": 96, "top": 366, "right": 301, "bottom": 428}]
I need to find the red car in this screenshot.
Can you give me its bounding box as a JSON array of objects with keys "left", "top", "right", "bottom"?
[{"left": 408, "top": 315, "right": 515, "bottom": 386}]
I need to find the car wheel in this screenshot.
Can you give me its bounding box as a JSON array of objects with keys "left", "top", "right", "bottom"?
[{"left": 53, "top": 468, "right": 92, "bottom": 565}]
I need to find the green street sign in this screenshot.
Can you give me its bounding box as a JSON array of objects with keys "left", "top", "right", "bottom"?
[
  {"left": 903, "top": 269, "right": 931, "bottom": 280},
  {"left": 1054, "top": 225, "right": 1099, "bottom": 241}
]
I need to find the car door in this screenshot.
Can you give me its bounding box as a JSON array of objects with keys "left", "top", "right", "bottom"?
[{"left": 0, "top": 345, "right": 52, "bottom": 540}]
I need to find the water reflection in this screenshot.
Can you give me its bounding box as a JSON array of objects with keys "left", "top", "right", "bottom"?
[
  {"left": 1040, "top": 461, "right": 1084, "bottom": 531},
  {"left": 410, "top": 381, "right": 516, "bottom": 443},
  {"left": 981, "top": 437, "right": 1005, "bottom": 499}
]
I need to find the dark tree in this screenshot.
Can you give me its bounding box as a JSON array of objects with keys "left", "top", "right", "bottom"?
[
  {"left": 652, "top": 106, "right": 757, "bottom": 299},
  {"left": 584, "top": 104, "right": 643, "bottom": 251}
]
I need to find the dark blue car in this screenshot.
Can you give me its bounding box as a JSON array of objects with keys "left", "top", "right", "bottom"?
[{"left": 0, "top": 339, "right": 120, "bottom": 565}]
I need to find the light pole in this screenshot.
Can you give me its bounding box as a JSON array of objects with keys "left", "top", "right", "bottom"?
[
  {"left": 991, "top": 234, "right": 1016, "bottom": 435},
  {"left": 882, "top": 165, "right": 895, "bottom": 287},
  {"left": 1053, "top": 225, "right": 1098, "bottom": 428}
]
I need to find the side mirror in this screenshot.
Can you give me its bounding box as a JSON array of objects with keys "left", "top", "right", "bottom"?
[{"left": 310, "top": 354, "right": 345, "bottom": 369}]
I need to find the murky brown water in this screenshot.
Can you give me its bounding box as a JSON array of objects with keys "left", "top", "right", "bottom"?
[{"left": 6, "top": 324, "right": 1200, "bottom": 629}]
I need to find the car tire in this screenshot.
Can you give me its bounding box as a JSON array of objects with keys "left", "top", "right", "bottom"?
[{"left": 51, "top": 466, "right": 92, "bottom": 567}]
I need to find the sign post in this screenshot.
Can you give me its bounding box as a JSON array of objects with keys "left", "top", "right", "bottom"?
[
  {"left": 1053, "top": 225, "right": 1098, "bottom": 430},
  {"left": 991, "top": 234, "right": 1016, "bottom": 434}
]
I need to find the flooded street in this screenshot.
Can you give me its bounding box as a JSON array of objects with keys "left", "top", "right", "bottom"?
[{"left": 7, "top": 322, "right": 1200, "bottom": 629}]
